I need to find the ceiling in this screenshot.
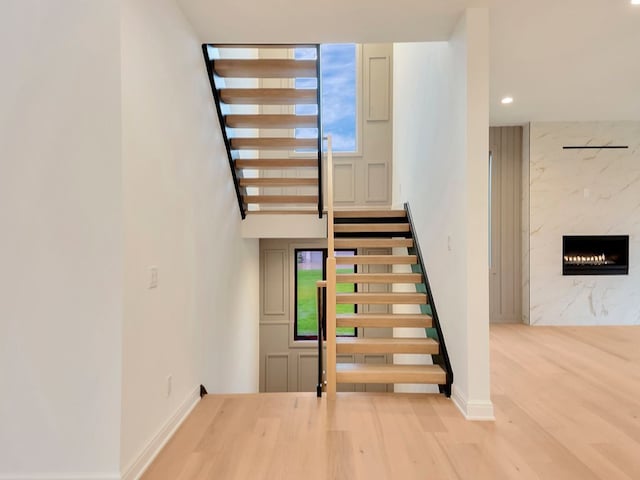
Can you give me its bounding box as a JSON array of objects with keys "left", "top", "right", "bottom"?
[
  {"left": 177, "top": 0, "right": 488, "bottom": 43},
  {"left": 178, "top": 0, "right": 640, "bottom": 124},
  {"left": 490, "top": 0, "right": 640, "bottom": 124}
]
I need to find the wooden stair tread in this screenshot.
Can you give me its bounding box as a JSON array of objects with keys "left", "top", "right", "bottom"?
[
  {"left": 230, "top": 138, "right": 317, "bottom": 150},
  {"left": 336, "top": 255, "right": 417, "bottom": 265},
  {"left": 226, "top": 114, "right": 318, "bottom": 129},
  {"left": 244, "top": 195, "right": 318, "bottom": 204},
  {"left": 334, "top": 210, "right": 406, "bottom": 218},
  {"left": 239, "top": 178, "right": 317, "bottom": 187},
  {"left": 213, "top": 59, "right": 317, "bottom": 78},
  {"left": 336, "top": 292, "right": 427, "bottom": 305},
  {"left": 220, "top": 88, "right": 317, "bottom": 105},
  {"left": 246, "top": 209, "right": 319, "bottom": 215},
  {"left": 236, "top": 158, "right": 317, "bottom": 169},
  {"left": 336, "top": 337, "right": 439, "bottom": 354},
  {"left": 337, "top": 313, "right": 432, "bottom": 328},
  {"left": 334, "top": 238, "right": 414, "bottom": 248},
  {"left": 336, "top": 363, "right": 446, "bottom": 384},
  {"left": 336, "top": 273, "right": 422, "bottom": 284},
  {"left": 334, "top": 223, "right": 410, "bottom": 233}
]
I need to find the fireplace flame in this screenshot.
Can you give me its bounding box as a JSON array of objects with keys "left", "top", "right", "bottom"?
[{"left": 563, "top": 253, "right": 610, "bottom": 265}]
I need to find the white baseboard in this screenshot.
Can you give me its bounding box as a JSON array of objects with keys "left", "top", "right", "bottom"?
[
  {"left": 0, "top": 474, "right": 119, "bottom": 480},
  {"left": 121, "top": 386, "right": 201, "bottom": 480},
  {"left": 452, "top": 385, "right": 495, "bottom": 421}
]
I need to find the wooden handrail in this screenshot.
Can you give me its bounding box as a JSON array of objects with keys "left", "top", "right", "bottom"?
[{"left": 325, "top": 136, "right": 337, "bottom": 399}]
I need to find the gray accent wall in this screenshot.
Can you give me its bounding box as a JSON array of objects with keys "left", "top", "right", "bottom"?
[{"left": 489, "top": 126, "right": 523, "bottom": 323}]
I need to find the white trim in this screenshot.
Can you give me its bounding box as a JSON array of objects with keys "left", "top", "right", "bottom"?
[
  {"left": 452, "top": 385, "right": 495, "bottom": 421},
  {"left": 121, "top": 386, "right": 201, "bottom": 480},
  {"left": 0, "top": 474, "right": 119, "bottom": 480}
]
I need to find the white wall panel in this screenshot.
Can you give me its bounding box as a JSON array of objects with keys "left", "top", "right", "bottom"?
[
  {"left": 265, "top": 354, "right": 290, "bottom": 392},
  {"left": 366, "top": 163, "right": 389, "bottom": 202},
  {"left": 263, "top": 250, "right": 287, "bottom": 316},
  {"left": 334, "top": 163, "right": 356, "bottom": 202},
  {"left": 366, "top": 56, "right": 391, "bottom": 121}
]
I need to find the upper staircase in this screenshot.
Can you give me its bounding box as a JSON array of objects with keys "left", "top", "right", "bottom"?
[
  {"left": 202, "top": 44, "right": 323, "bottom": 218},
  {"left": 325, "top": 206, "right": 453, "bottom": 396}
]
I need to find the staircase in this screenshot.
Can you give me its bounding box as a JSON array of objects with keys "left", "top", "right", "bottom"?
[
  {"left": 202, "top": 44, "right": 323, "bottom": 218},
  {"left": 202, "top": 45, "right": 453, "bottom": 398},
  {"left": 326, "top": 206, "right": 453, "bottom": 396}
]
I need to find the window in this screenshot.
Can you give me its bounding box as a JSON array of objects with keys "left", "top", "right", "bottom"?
[
  {"left": 295, "top": 44, "right": 358, "bottom": 153},
  {"left": 294, "top": 249, "right": 357, "bottom": 340}
]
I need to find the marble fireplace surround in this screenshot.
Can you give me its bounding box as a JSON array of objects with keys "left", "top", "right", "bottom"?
[{"left": 527, "top": 122, "right": 640, "bottom": 326}]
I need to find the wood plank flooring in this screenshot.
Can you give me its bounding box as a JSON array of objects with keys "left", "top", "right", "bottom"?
[{"left": 143, "top": 325, "right": 640, "bottom": 480}]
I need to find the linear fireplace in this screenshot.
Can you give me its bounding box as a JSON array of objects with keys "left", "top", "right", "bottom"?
[{"left": 562, "top": 235, "right": 629, "bottom": 275}]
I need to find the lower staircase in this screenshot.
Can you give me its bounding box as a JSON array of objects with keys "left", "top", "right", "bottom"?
[{"left": 326, "top": 206, "right": 453, "bottom": 396}]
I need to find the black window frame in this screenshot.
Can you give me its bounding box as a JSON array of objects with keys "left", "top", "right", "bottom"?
[{"left": 293, "top": 248, "right": 357, "bottom": 341}]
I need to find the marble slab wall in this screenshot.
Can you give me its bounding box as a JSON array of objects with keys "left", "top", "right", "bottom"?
[{"left": 529, "top": 122, "right": 640, "bottom": 325}]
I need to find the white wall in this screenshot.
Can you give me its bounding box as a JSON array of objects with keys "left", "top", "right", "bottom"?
[
  {"left": 528, "top": 122, "right": 640, "bottom": 325},
  {"left": 392, "top": 9, "right": 493, "bottom": 420},
  {"left": 0, "top": 1, "right": 123, "bottom": 478},
  {"left": 120, "top": 0, "right": 260, "bottom": 475}
]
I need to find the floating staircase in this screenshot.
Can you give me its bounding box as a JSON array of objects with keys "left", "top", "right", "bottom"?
[
  {"left": 202, "top": 45, "right": 453, "bottom": 398},
  {"left": 202, "top": 44, "right": 322, "bottom": 218},
  {"left": 327, "top": 206, "right": 453, "bottom": 395}
]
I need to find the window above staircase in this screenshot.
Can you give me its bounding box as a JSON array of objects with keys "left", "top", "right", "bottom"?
[{"left": 294, "top": 44, "right": 358, "bottom": 154}]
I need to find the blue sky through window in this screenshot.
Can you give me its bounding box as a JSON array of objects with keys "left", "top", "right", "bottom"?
[{"left": 295, "top": 44, "right": 357, "bottom": 153}]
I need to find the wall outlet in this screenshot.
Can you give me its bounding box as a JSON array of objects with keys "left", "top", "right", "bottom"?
[
  {"left": 167, "top": 375, "right": 172, "bottom": 397},
  {"left": 149, "top": 266, "right": 158, "bottom": 289}
]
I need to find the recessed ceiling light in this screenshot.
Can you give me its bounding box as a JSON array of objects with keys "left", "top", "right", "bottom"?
[
  {"left": 501, "top": 96, "right": 514, "bottom": 105},
  {"left": 632, "top": 0, "right": 640, "bottom": 5}
]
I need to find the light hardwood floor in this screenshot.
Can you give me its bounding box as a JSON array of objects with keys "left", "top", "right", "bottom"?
[{"left": 143, "top": 325, "right": 640, "bottom": 480}]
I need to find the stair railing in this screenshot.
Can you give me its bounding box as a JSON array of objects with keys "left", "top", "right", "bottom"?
[
  {"left": 325, "top": 135, "right": 337, "bottom": 399},
  {"left": 316, "top": 280, "right": 326, "bottom": 397},
  {"left": 201, "top": 45, "right": 246, "bottom": 219},
  {"left": 404, "top": 202, "right": 454, "bottom": 396}
]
